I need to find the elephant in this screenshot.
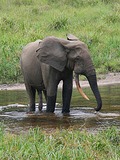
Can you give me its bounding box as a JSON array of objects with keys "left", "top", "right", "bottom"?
[{"left": 20, "top": 34, "right": 102, "bottom": 113}]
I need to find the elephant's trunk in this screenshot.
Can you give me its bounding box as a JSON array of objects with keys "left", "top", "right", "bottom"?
[
  {"left": 75, "top": 74, "right": 89, "bottom": 100},
  {"left": 87, "top": 75, "right": 102, "bottom": 111}
]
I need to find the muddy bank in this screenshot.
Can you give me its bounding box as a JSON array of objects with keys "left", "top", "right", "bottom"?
[{"left": 0, "top": 72, "right": 120, "bottom": 90}]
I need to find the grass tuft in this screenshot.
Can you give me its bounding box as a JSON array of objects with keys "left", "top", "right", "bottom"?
[
  {"left": 49, "top": 16, "right": 69, "bottom": 30},
  {"left": 13, "top": 0, "right": 33, "bottom": 6}
]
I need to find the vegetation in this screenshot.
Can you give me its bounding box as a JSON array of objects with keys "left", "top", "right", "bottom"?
[
  {"left": 0, "top": 0, "right": 120, "bottom": 83},
  {"left": 0, "top": 125, "right": 119, "bottom": 160}
]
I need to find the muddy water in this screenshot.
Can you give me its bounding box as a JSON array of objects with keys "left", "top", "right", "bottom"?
[{"left": 0, "top": 84, "right": 120, "bottom": 134}]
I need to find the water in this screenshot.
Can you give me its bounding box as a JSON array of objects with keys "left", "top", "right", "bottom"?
[{"left": 0, "top": 84, "right": 120, "bottom": 134}]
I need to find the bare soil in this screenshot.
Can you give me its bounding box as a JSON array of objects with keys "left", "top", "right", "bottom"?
[{"left": 0, "top": 73, "right": 120, "bottom": 90}]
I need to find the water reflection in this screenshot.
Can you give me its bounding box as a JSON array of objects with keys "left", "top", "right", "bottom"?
[{"left": 0, "top": 84, "right": 120, "bottom": 134}]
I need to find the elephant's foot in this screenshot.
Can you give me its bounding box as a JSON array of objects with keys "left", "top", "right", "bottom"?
[
  {"left": 62, "top": 112, "right": 70, "bottom": 116},
  {"left": 38, "top": 106, "right": 42, "bottom": 112},
  {"left": 27, "top": 105, "right": 35, "bottom": 114},
  {"left": 62, "top": 108, "right": 70, "bottom": 114},
  {"left": 46, "top": 109, "right": 55, "bottom": 113}
]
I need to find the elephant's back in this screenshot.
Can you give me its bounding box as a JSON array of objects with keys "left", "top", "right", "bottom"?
[
  {"left": 21, "top": 40, "right": 41, "bottom": 57},
  {"left": 20, "top": 41, "right": 43, "bottom": 87}
]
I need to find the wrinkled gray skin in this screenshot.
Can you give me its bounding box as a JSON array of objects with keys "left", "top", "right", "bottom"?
[{"left": 20, "top": 35, "right": 102, "bottom": 113}]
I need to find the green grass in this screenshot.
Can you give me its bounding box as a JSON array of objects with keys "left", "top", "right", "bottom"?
[
  {"left": 0, "top": 125, "right": 120, "bottom": 160},
  {"left": 0, "top": 0, "right": 120, "bottom": 83}
]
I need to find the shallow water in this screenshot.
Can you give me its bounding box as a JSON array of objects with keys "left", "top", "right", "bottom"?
[{"left": 0, "top": 84, "right": 120, "bottom": 134}]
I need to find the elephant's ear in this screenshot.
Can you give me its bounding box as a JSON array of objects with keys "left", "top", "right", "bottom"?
[
  {"left": 36, "top": 37, "right": 67, "bottom": 72},
  {"left": 67, "top": 34, "right": 79, "bottom": 41}
]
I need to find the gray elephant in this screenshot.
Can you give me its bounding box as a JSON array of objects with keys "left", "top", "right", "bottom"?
[{"left": 20, "top": 34, "right": 102, "bottom": 113}]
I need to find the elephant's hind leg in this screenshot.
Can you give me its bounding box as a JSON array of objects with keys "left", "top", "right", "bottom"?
[
  {"left": 38, "top": 91, "right": 43, "bottom": 111},
  {"left": 37, "top": 89, "right": 47, "bottom": 111},
  {"left": 25, "top": 84, "right": 36, "bottom": 112},
  {"left": 43, "top": 89, "right": 47, "bottom": 101}
]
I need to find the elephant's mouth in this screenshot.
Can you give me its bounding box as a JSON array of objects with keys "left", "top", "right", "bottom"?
[{"left": 75, "top": 74, "right": 89, "bottom": 100}]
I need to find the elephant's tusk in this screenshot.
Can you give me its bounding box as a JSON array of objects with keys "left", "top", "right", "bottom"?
[{"left": 75, "top": 80, "right": 89, "bottom": 101}]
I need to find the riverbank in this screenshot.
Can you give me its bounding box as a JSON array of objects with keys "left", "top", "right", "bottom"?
[{"left": 0, "top": 73, "right": 120, "bottom": 91}]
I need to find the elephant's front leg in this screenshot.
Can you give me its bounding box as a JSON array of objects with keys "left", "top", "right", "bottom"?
[
  {"left": 46, "top": 69, "right": 59, "bottom": 113},
  {"left": 46, "top": 95, "right": 57, "bottom": 113},
  {"left": 46, "top": 84, "right": 58, "bottom": 113},
  {"left": 62, "top": 73, "right": 73, "bottom": 113}
]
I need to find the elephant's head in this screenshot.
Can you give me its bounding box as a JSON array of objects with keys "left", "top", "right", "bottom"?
[{"left": 37, "top": 35, "right": 102, "bottom": 111}]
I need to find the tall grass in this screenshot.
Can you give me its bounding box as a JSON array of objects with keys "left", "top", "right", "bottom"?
[
  {"left": 0, "top": 0, "right": 120, "bottom": 83},
  {"left": 0, "top": 125, "right": 120, "bottom": 160}
]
